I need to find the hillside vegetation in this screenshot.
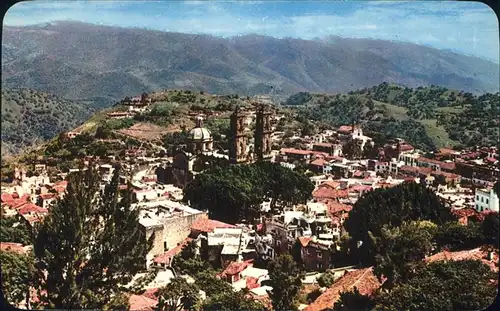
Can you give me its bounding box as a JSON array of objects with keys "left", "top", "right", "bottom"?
[
  {"left": 292, "top": 83, "right": 500, "bottom": 151},
  {"left": 1, "top": 88, "right": 99, "bottom": 157},
  {"left": 2, "top": 21, "right": 498, "bottom": 105}
]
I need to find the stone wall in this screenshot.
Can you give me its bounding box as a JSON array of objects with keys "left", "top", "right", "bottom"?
[{"left": 162, "top": 212, "right": 207, "bottom": 250}]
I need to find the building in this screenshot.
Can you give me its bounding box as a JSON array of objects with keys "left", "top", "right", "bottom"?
[
  {"left": 474, "top": 188, "right": 499, "bottom": 212},
  {"left": 298, "top": 236, "right": 333, "bottom": 272},
  {"left": 137, "top": 201, "right": 207, "bottom": 269},
  {"left": 229, "top": 107, "right": 250, "bottom": 164},
  {"left": 254, "top": 104, "right": 273, "bottom": 161},
  {"left": 304, "top": 267, "right": 382, "bottom": 311}
]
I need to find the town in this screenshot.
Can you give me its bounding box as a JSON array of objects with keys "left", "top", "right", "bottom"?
[{"left": 1, "top": 89, "right": 498, "bottom": 311}]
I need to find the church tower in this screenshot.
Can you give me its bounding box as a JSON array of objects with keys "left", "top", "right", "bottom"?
[
  {"left": 254, "top": 103, "right": 273, "bottom": 161},
  {"left": 229, "top": 107, "right": 249, "bottom": 164}
]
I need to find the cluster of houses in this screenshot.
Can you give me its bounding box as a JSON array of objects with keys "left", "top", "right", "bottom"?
[{"left": 1, "top": 99, "right": 499, "bottom": 310}]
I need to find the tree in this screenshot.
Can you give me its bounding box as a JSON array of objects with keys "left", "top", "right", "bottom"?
[
  {"left": 374, "top": 260, "right": 497, "bottom": 311},
  {"left": 155, "top": 277, "right": 200, "bottom": 311},
  {"left": 342, "top": 139, "right": 362, "bottom": 160},
  {"left": 200, "top": 290, "right": 268, "bottom": 311},
  {"left": 0, "top": 214, "right": 34, "bottom": 245},
  {"left": 183, "top": 163, "right": 313, "bottom": 224},
  {"left": 344, "top": 182, "right": 455, "bottom": 265},
  {"left": 373, "top": 221, "right": 437, "bottom": 288},
  {"left": 267, "top": 254, "right": 304, "bottom": 311},
  {"left": 33, "top": 166, "right": 154, "bottom": 309},
  {"left": 0, "top": 250, "right": 35, "bottom": 307},
  {"left": 433, "top": 221, "right": 484, "bottom": 251},
  {"left": 481, "top": 212, "right": 499, "bottom": 248},
  {"left": 317, "top": 271, "right": 336, "bottom": 288},
  {"left": 332, "top": 287, "right": 375, "bottom": 311}
]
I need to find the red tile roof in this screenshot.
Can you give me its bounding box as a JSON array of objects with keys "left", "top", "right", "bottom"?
[
  {"left": 327, "top": 202, "right": 352, "bottom": 215},
  {"left": 128, "top": 294, "right": 158, "bottom": 311},
  {"left": 349, "top": 185, "right": 372, "bottom": 193},
  {"left": 280, "top": 148, "right": 311, "bottom": 156},
  {"left": 39, "top": 193, "right": 56, "bottom": 200},
  {"left": 153, "top": 237, "right": 193, "bottom": 264},
  {"left": 16, "top": 203, "right": 48, "bottom": 216},
  {"left": 304, "top": 267, "right": 382, "bottom": 311},
  {"left": 220, "top": 260, "right": 254, "bottom": 277},
  {"left": 1, "top": 193, "right": 14, "bottom": 203},
  {"left": 246, "top": 277, "right": 261, "bottom": 290},
  {"left": 338, "top": 125, "right": 358, "bottom": 133},
  {"left": 320, "top": 181, "right": 340, "bottom": 190},
  {"left": 425, "top": 247, "right": 498, "bottom": 272},
  {"left": 418, "top": 157, "right": 456, "bottom": 171},
  {"left": 0, "top": 242, "right": 29, "bottom": 254},
  {"left": 191, "top": 218, "right": 236, "bottom": 233},
  {"left": 313, "top": 188, "right": 349, "bottom": 200},
  {"left": 398, "top": 144, "right": 414, "bottom": 152},
  {"left": 311, "top": 159, "right": 327, "bottom": 167}
]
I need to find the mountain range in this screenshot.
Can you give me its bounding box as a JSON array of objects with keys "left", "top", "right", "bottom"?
[{"left": 2, "top": 21, "right": 498, "bottom": 106}]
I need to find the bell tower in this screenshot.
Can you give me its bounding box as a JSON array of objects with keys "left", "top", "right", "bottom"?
[
  {"left": 229, "top": 107, "right": 248, "bottom": 164},
  {"left": 255, "top": 103, "right": 273, "bottom": 161}
]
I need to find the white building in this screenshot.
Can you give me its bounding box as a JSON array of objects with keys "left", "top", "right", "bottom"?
[{"left": 475, "top": 188, "right": 499, "bottom": 212}]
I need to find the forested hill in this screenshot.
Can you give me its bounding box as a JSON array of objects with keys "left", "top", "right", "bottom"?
[
  {"left": 290, "top": 83, "right": 500, "bottom": 151},
  {"left": 1, "top": 88, "right": 100, "bottom": 157}
]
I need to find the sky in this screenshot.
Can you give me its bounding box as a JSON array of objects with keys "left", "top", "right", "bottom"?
[{"left": 4, "top": 0, "right": 499, "bottom": 63}]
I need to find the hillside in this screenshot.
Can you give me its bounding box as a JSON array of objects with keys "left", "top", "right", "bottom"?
[
  {"left": 292, "top": 83, "right": 500, "bottom": 151},
  {"left": 2, "top": 21, "right": 498, "bottom": 105},
  {"left": 1, "top": 88, "right": 100, "bottom": 157}
]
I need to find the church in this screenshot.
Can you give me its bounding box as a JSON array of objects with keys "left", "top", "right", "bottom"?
[{"left": 156, "top": 103, "right": 274, "bottom": 188}]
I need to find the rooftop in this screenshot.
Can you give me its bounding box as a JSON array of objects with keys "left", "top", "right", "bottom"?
[{"left": 304, "top": 267, "right": 382, "bottom": 311}]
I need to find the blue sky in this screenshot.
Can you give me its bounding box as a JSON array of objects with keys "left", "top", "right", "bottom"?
[{"left": 4, "top": 0, "right": 499, "bottom": 63}]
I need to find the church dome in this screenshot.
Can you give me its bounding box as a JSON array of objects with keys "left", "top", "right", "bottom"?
[
  {"left": 188, "top": 116, "right": 212, "bottom": 141},
  {"left": 189, "top": 127, "right": 212, "bottom": 141}
]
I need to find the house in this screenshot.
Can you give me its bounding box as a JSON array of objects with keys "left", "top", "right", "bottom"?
[
  {"left": 153, "top": 237, "right": 193, "bottom": 269},
  {"left": 474, "top": 187, "right": 499, "bottom": 212},
  {"left": 425, "top": 247, "right": 498, "bottom": 272},
  {"left": 205, "top": 227, "right": 254, "bottom": 268},
  {"left": 309, "top": 158, "right": 329, "bottom": 174},
  {"left": 137, "top": 201, "right": 207, "bottom": 269},
  {"left": 304, "top": 267, "right": 382, "bottom": 311},
  {"left": 298, "top": 236, "right": 333, "bottom": 272},
  {"left": 312, "top": 186, "right": 349, "bottom": 202},
  {"left": 37, "top": 193, "right": 57, "bottom": 209},
  {"left": 312, "top": 143, "right": 343, "bottom": 157},
  {"left": 217, "top": 259, "right": 270, "bottom": 292},
  {"left": 417, "top": 157, "right": 456, "bottom": 173},
  {"left": 279, "top": 148, "right": 312, "bottom": 163}
]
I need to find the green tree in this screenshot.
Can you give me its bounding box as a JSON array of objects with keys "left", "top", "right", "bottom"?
[
  {"left": 342, "top": 139, "right": 362, "bottom": 160},
  {"left": 200, "top": 290, "right": 268, "bottom": 311},
  {"left": 317, "top": 271, "right": 336, "bottom": 288},
  {"left": 183, "top": 163, "right": 313, "bottom": 224},
  {"left": 267, "top": 254, "right": 304, "bottom": 311},
  {"left": 373, "top": 221, "right": 437, "bottom": 288},
  {"left": 433, "top": 221, "right": 484, "bottom": 251},
  {"left": 0, "top": 214, "right": 34, "bottom": 245},
  {"left": 332, "top": 287, "right": 375, "bottom": 311},
  {"left": 33, "top": 166, "right": 153, "bottom": 309},
  {"left": 344, "top": 182, "right": 455, "bottom": 265},
  {"left": 0, "top": 250, "right": 35, "bottom": 307},
  {"left": 482, "top": 212, "right": 499, "bottom": 248},
  {"left": 374, "top": 260, "right": 497, "bottom": 311},
  {"left": 155, "top": 277, "right": 200, "bottom": 311}
]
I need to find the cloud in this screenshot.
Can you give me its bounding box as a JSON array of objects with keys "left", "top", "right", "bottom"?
[{"left": 3, "top": 0, "right": 498, "bottom": 63}]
